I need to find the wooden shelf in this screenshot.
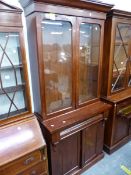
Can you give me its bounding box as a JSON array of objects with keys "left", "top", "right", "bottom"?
[
  {"left": 0, "top": 84, "right": 26, "bottom": 95},
  {"left": 0, "top": 64, "right": 23, "bottom": 70}
]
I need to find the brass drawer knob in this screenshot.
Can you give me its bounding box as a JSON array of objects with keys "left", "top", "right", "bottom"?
[{"left": 24, "top": 157, "right": 35, "bottom": 165}]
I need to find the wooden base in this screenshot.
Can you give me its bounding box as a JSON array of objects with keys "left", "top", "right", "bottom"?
[{"left": 104, "top": 136, "right": 130, "bottom": 154}]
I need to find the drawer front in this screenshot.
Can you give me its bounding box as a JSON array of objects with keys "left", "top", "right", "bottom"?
[
  {"left": 0, "top": 151, "right": 42, "bottom": 175},
  {"left": 17, "top": 161, "right": 47, "bottom": 175},
  {"left": 116, "top": 99, "right": 131, "bottom": 119},
  {"left": 117, "top": 99, "right": 131, "bottom": 113}
]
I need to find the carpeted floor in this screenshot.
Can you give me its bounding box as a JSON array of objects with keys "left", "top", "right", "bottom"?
[{"left": 82, "top": 141, "right": 131, "bottom": 175}]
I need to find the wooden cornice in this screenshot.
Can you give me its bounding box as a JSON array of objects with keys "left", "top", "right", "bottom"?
[{"left": 20, "top": 0, "right": 114, "bottom": 13}]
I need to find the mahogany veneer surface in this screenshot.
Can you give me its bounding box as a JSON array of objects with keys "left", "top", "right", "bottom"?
[{"left": 0, "top": 116, "right": 45, "bottom": 167}]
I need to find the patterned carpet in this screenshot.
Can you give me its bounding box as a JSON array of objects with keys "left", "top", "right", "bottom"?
[{"left": 82, "top": 141, "right": 131, "bottom": 175}]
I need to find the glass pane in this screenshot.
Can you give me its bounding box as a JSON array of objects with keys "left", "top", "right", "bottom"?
[
  {"left": 111, "top": 24, "right": 131, "bottom": 92},
  {"left": 79, "top": 23, "right": 100, "bottom": 103},
  {"left": 41, "top": 19, "right": 72, "bottom": 113},
  {"left": 0, "top": 91, "right": 26, "bottom": 120},
  {"left": 11, "top": 91, "right": 26, "bottom": 112},
  {"left": 0, "top": 32, "right": 27, "bottom": 119},
  {"left": 1, "top": 68, "right": 23, "bottom": 88},
  {"left": 0, "top": 33, "right": 22, "bottom": 67},
  {"left": 0, "top": 94, "right": 10, "bottom": 116},
  {"left": 115, "top": 24, "right": 131, "bottom": 43}
]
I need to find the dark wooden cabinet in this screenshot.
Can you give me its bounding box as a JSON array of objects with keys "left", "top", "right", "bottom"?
[
  {"left": 0, "top": 1, "right": 48, "bottom": 174},
  {"left": 42, "top": 110, "right": 110, "bottom": 175},
  {"left": 102, "top": 10, "right": 131, "bottom": 153},
  {"left": 20, "top": 0, "right": 113, "bottom": 174}
]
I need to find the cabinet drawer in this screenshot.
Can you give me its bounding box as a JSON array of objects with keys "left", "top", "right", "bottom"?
[
  {"left": 0, "top": 151, "right": 42, "bottom": 175},
  {"left": 18, "top": 161, "right": 47, "bottom": 175},
  {"left": 117, "top": 99, "right": 131, "bottom": 119},
  {"left": 117, "top": 99, "right": 131, "bottom": 111}
]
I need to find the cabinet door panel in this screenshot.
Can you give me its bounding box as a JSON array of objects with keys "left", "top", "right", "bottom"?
[
  {"left": 114, "top": 116, "right": 129, "bottom": 143},
  {"left": 82, "top": 120, "right": 104, "bottom": 166},
  {"left": 50, "top": 133, "right": 80, "bottom": 175},
  {"left": 41, "top": 17, "right": 74, "bottom": 114},
  {"left": 82, "top": 124, "right": 97, "bottom": 165},
  {"left": 0, "top": 32, "right": 27, "bottom": 120},
  {"left": 78, "top": 23, "right": 100, "bottom": 104},
  {"left": 111, "top": 23, "right": 131, "bottom": 92}
]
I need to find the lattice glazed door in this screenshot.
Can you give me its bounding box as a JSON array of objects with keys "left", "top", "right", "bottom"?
[
  {"left": 111, "top": 23, "right": 131, "bottom": 92},
  {"left": 0, "top": 32, "right": 27, "bottom": 120}
]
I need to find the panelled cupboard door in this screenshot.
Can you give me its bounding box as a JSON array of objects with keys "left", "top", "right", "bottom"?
[
  {"left": 113, "top": 115, "right": 129, "bottom": 143},
  {"left": 82, "top": 120, "right": 104, "bottom": 166},
  {"left": 50, "top": 133, "right": 80, "bottom": 175},
  {"left": 76, "top": 18, "right": 104, "bottom": 107},
  {"left": 38, "top": 14, "right": 76, "bottom": 117}
]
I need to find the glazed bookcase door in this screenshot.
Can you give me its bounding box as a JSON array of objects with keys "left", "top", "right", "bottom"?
[
  {"left": 0, "top": 32, "right": 27, "bottom": 120},
  {"left": 40, "top": 14, "right": 75, "bottom": 115},
  {"left": 111, "top": 23, "right": 131, "bottom": 93},
  {"left": 77, "top": 18, "right": 103, "bottom": 105}
]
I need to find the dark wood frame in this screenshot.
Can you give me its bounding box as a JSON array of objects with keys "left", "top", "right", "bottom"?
[
  {"left": 101, "top": 9, "right": 131, "bottom": 153},
  {"left": 35, "top": 13, "right": 76, "bottom": 118},
  {"left": 76, "top": 17, "right": 104, "bottom": 108}
]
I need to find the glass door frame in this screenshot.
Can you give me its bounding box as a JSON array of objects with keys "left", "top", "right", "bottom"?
[
  {"left": 109, "top": 18, "right": 131, "bottom": 95},
  {"left": 0, "top": 27, "right": 32, "bottom": 123},
  {"left": 76, "top": 17, "right": 104, "bottom": 108},
  {"left": 36, "top": 13, "right": 77, "bottom": 118}
]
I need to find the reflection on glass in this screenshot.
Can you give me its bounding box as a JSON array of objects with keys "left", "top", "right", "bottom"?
[
  {"left": 41, "top": 19, "right": 72, "bottom": 113},
  {"left": 111, "top": 24, "right": 131, "bottom": 92},
  {"left": 79, "top": 23, "right": 100, "bottom": 103},
  {"left": 0, "top": 32, "right": 27, "bottom": 119}
]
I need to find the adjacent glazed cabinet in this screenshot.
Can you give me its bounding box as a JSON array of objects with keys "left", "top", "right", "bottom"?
[
  {"left": 102, "top": 10, "right": 131, "bottom": 153},
  {"left": 0, "top": 1, "right": 48, "bottom": 175},
  {"left": 20, "top": 0, "right": 113, "bottom": 174},
  {"left": 0, "top": 3, "right": 31, "bottom": 122}
]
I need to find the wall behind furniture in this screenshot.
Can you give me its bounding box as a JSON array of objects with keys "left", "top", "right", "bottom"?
[{"left": 3, "top": 0, "right": 131, "bottom": 112}]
